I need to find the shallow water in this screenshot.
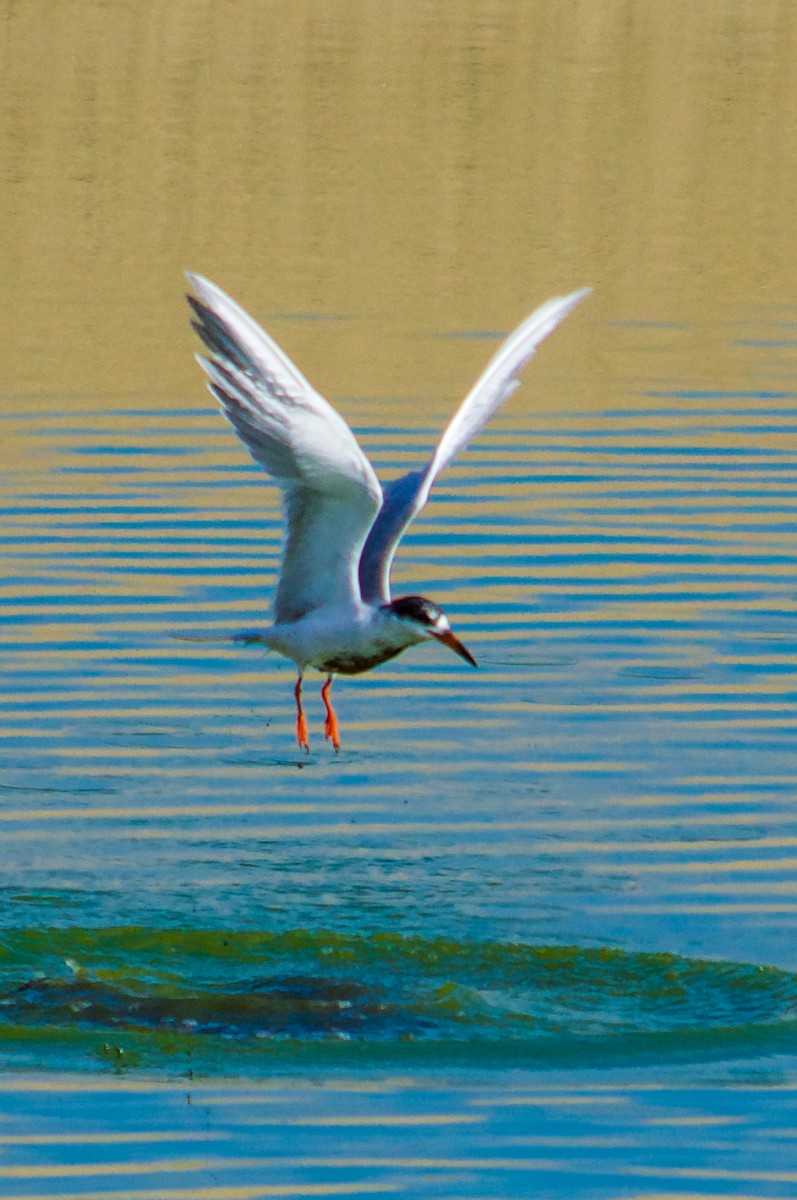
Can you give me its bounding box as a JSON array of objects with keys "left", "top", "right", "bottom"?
[
  {"left": 4, "top": 926, "right": 797, "bottom": 1071},
  {"left": 5, "top": 381, "right": 797, "bottom": 970},
  {"left": 3, "top": 331, "right": 797, "bottom": 1194},
  {"left": 3, "top": 0, "right": 797, "bottom": 1195}
]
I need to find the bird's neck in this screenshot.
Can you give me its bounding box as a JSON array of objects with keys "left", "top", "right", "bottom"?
[{"left": 370, "top": 604, "right": 426, "bottom": 651}]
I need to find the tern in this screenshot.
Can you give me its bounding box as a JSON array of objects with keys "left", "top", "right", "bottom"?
[{"left": 186, "top": 274, "right": 589, "bottom": 751}]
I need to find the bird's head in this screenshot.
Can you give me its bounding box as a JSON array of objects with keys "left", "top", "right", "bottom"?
[{"left": 382, "top": 595, "right": 477, "bottom": 667}]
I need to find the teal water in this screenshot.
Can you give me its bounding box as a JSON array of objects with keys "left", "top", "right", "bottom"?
[
  {"left": 4, "top": 325, "right": 797, "bottom": 1192},
  {"left": 2, "top": 927, "right": 796, "bottom": 1074},
  {"left": 0, "top": 1069, "right": 794, "bottom": 1198}
]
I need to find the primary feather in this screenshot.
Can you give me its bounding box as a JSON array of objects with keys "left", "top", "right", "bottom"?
[
  {"left": 358, "top": 287, "right": 591, "bottom": 602},
  {"left": 186, "top": 274, "right": 383, "bottom": 623},
  {"left": 187, "top": 276, "right": 589, "bottom": 619}
]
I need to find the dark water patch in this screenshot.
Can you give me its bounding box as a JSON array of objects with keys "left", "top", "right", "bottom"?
[{"left": 0, "top": 927, "right": 794, "bottom": 1074}]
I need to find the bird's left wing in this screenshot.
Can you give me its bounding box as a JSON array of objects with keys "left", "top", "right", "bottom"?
[
  {"left": 187, "top": 274, "right": 383, "bottom": 623},
  {"left": 358, "top": 287, "right": 590, "bottom": 603}
]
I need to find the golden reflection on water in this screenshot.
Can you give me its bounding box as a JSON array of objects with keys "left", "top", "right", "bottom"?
[{"left": 1, "top": 0, "right": 797, "bottom": 415}]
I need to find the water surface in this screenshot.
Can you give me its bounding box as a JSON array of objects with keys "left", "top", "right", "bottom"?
[{"left": 2, "top": 0, "right": 797, "bottom": 1196}]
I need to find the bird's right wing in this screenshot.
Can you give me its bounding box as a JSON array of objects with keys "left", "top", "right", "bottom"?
[
  {"left": 187, "top": 274, "right": 383, "bottom": 624},
  {"left": 358, "top": 287, "right": 590, "bottom": 603}
]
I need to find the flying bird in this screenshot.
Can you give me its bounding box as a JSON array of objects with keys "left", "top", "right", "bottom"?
[{"left": 186, "top": 274, "right": 589, "bottom": 751}]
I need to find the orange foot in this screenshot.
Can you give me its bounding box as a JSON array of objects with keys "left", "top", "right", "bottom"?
[
  {"left": 294, "top": 675, "right": 310, "bottom": 753},
  {"left": 321, "top": 675, "right": 341, "bottom": 752}
]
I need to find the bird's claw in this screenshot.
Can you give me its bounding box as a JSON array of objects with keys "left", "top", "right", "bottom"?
[{"left": 324, "top": 715, "right": 341, "bottom": 752}]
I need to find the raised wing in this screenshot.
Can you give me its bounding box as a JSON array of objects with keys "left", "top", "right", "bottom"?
[
  {"left": 358, "top": 288, "right": 590, "bottom": 603},
  {"left": 186, "top": 274, "right": 383, "bottom": 623}
]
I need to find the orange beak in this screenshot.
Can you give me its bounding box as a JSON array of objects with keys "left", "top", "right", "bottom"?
[{"left": 432, "top": 628, "right": 477, "bottom": 668}]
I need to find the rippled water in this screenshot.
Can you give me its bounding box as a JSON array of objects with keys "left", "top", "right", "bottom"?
[
  {"left": 5, "top": 363, "right": 797, "bottom": 950},
  {"left": 4, "top": 314, "right": 797, "bottom": 1191}
]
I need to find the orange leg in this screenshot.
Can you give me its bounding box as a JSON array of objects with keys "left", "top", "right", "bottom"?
[
  {"left": 321, "top": 674, "right": 340, "bottom": 751},
  {"left": 294, "top": 674, "right": 309, "bottom": 752}
]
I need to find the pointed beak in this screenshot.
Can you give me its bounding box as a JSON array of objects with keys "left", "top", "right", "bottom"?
[{"left": 431, "top": 628, "right": 478, "bottom": 668}]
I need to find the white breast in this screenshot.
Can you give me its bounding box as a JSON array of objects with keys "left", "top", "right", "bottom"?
[{"left": 264, "top": 604, "right": 424, "bottom": 674}]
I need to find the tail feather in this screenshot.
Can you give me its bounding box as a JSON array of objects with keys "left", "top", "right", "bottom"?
[{"left": 172, "top": 630, "right": 271, "bottom": 647}]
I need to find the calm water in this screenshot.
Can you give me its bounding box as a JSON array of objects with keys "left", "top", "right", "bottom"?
[{"left": 3, "top": 1, "right": 797, "bottom": 1196}]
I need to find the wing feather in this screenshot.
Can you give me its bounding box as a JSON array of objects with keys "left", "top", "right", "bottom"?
[
  {"left": 187, "top": 274, "right": 383, "bottom": 624},
  {"left": 359, "top": 288, "right": 590, "bottom": 603}
]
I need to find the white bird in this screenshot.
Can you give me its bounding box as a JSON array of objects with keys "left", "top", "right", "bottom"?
[{"left": 186, "top": 274, "right": 589, "bottom": 751}]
